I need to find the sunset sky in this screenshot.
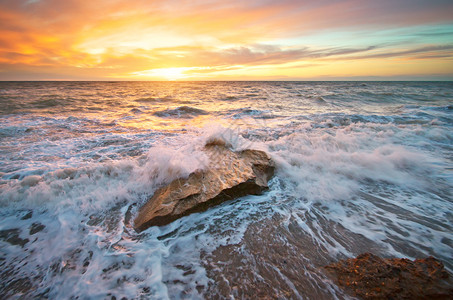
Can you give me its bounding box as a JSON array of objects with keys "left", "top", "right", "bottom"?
[{"left": 1, "top": 0, "right": 453, "bottom": 81}]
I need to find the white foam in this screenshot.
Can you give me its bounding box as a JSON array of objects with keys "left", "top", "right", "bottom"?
[
  {"left": 0, "top": 126, "right": 258, "bottom": 298},
  {"left": 264, "top": 121, "right": 452, "bottom": 267}
]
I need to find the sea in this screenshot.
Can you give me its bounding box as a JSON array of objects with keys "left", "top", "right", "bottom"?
[{"left": 0, "top": 81, "right": 452, "bottom": 299}]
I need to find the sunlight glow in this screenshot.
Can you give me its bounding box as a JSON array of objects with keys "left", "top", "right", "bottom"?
[
  {"left": 130, "top": 66, "right": 220, "bottom": 80},
  {"left": 132, "top": 67, "right": 191, "bottom": 80}
]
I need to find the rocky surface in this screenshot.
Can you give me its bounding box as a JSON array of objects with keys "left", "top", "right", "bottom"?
[
  {"left": 134, "top": 142, "right": 275, "bottom": 232},
  {"left": 325, "top": 253, "right": 453, "bottom": 299}
]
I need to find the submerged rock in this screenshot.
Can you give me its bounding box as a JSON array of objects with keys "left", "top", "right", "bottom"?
[
  {"left": 134, "top": 142, "right": 275, "bottom": 232},
  {"left": 325, "top": 253, "right": 453, "bottom": 299}
]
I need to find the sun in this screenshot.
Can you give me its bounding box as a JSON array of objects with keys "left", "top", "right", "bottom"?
[
  {"left": 157, "top": 68, "right": 187, "bottom": 81},
  {"left": 130, "top": 67, "right": 190, "bottom": 80}
]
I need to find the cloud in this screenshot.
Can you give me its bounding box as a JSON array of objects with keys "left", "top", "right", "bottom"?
[
  {"left": 201, "top": 44, "right": 381, "bottom": 66},
  {"left": 337, "top": 45, "right": 453, "bottom": 60},
  {"left": 1, "top": 0, "right": 453, "bottom": 79}
]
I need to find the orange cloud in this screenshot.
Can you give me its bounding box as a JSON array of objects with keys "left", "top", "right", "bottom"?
[{"left": 1, "top": 0, "right": 452, "bottom": 80}]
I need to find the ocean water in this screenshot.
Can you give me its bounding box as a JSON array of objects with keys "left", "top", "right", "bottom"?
[{"left": 0, "top": 81, "right": 452, "bottom": 299}]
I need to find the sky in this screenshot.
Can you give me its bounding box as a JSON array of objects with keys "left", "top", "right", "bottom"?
[{"left": 1, "top": 0, "right": 453, "bottom": 81}]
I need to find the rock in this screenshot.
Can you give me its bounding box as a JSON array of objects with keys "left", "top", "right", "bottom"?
[
  {"left": 0, "top": 228, "right": 29, "bottom": 248},
  {"left": 134, "top": 143, "right": 275, "bottom": 232},
  {"left": 325, "top": 253, "right": 453, "bottom": 300},
  {"left": 29, "top": 222, "right": 45, "bottom": 235}
]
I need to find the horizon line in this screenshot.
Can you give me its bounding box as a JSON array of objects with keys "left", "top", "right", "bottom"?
[{"left": 1, "top": 78, "right": 453, "bottom": 82}]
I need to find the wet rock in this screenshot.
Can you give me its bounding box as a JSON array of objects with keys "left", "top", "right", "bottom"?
[
  {"left": 325, "top": 253, "right": 453, "bottom": 299},
  {"left": 0, "top": 228, "right": 29, "bottom": 247},
  {"left": 29, "top": 222, "right": 45, "bottom": 235},
  {"left": 21, "top": 210, "right": 33, "bottom": 220},
  {"left": 134, "top": 143, "right": 275, "bottom": 232}
]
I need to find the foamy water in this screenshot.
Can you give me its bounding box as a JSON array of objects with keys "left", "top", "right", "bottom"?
[{"left": 0, "top": 81, "right": 452, "bottom": 299}]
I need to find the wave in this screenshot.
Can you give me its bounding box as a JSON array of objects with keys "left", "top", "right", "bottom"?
[
  {"left": 153, "top": 106, "right": 208, "bottom": 118},
  {"left": 129, "top": 108, "right": 144, "bottom": 114},
  {"left": 226, "top": 108, "right": 267, "bottom": 119},
  {"left": 223, "top": 96, "right": 239, "bottom": 101},
  {"left": 295, "top": 111, "right": 453, "bottom": 128},
  {"left": 0, "top": 125, "right": 33, "bottom": 137},
  {"left": 31, "top": 97, "right": 78, "bottom": 109},
  {"left": 135, "top": 96, "right": 175, "bottom": 103},
  {"left": 314, "top": 96, "right": 327, "bottom": 104},
  {"left": 422, "top": 104, "right": 453, "bottom": 111}
]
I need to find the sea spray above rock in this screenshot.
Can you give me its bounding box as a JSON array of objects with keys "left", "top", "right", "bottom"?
[
  {"left": 325, "top": 253, "right": 453, "bottom": 299},
  {"left": 134, "top": 141, "right": 275, "bottom": 232}
]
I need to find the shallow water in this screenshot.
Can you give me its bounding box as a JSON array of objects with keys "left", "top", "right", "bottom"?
[{"left": 0, "top": 81, "right": 452, "bottom": 299}]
